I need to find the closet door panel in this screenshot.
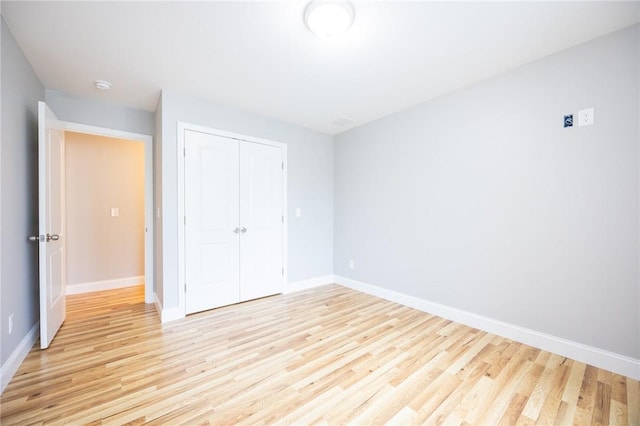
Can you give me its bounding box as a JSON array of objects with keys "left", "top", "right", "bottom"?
[
  {"left": 185, "top": 130, "right": 240, "bottom": 313},
  {"left": 239, "top": 142, "right": 284, "bottom": 301}
]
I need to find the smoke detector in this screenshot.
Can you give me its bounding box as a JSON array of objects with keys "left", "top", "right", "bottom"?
[{"left": 95, "top": 80, "right": 112, "bottom": 90}]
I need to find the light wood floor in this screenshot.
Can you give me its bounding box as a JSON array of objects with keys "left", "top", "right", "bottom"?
[{"left": 1, "top": 285, "right": 638, "bottom": 425}]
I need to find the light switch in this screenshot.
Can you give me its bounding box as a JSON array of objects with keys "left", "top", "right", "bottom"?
[
  {"left": 111, "top": 207, "right": 119, "bottom": 217},
  {"left": 295, "top": 208, "right": 301, "bottom": 218}
]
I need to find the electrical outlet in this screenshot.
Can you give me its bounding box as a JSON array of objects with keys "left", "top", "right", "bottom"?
[
  {"left": 349, "top": 260, "right": 355, "bottom": 270},
  {"left": 8, "top": 313, "right": 14, "bottom": 334},
  {"left": 578, "top": 108, "right": 594, "bottom": 126}
]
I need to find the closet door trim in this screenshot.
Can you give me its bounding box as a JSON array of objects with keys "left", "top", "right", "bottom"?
[{"left": 177, "top": 122, "right": 288, "bottom": 318}]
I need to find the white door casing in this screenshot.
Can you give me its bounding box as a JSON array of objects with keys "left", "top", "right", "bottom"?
[
  {"left": 239, "top": 142, "right": 284, "bottom": 301},
  {"left": 185, "top": 130, "right": 241, "bottom": 314},
  {"left": 38, "top": 101, "right": 66, "bottom": 349},
  {"left": 59, "top": 121, "right": 153, "bottom": 303}
]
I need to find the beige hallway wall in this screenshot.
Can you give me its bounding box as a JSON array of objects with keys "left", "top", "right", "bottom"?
[{"left": 65, "top": 132, "right": 145, "bottom": 288}]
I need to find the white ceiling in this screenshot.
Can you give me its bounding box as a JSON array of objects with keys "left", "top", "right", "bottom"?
[{"left": 2, "top": 1, "right": 638, "bottom": 135}]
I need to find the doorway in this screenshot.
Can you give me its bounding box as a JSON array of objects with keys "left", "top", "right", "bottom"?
[
  {"left": 61, "top": 122, "right": 153, "bottom": 303},
  {"left": 64, "top": 131, "right": 144, "bottom": 298}
]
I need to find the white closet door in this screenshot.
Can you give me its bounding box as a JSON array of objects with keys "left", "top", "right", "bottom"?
[
  {"left": 185, "top": 130, "right": 240, "bottom": 314},
  {"left": 239, "top": 142, "right": 284, "bottom": 301}
]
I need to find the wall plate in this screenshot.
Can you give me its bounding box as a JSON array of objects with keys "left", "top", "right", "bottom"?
[{"left": 578, "top": 108, "right": 594, "bottom": 126}]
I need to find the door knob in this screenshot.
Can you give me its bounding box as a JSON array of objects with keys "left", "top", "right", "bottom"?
[
  {"left": 240, "top": 227, "right": 247, "bottom": 233},
  {"left": 46, "top": 234, "right": 60, "bottom": 242}
]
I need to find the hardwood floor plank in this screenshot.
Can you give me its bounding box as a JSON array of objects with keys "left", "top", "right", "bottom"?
[
  {"left": 498, "top": 392, "right": 529, "bottom": 426},
  {"left": 555, "top": 361, "right": 588, "bottom": 424},
  {"left": 592, "top": 380, "right": 612, "bottom": 426},
  {"left": 608, "top": 399, "right": 627, "bottom": 426},
  {"left": 1, "top": 284, "right": 637, "bottom": 425},
  {"left": 627, "top": 377, "right": 640, "bottom": 426},
  {"left": 534, "top": 359, "right": 570, "bottom": 425},
  {"left": 470, "top": 345, "right": 533, "bottom": 424}
]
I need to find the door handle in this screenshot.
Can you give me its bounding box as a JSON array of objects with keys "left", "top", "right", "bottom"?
[
  {"left": 28, "top": 235, "right": 41, "bottom": 242},
  {"left": 240, "top": 227, "right": 247, "bottom": 233},
  {"left": 233, "top": 227, "right": 240, "bottom": 234},
  {"left": 46, "top": 234, "right": 60, "bottom": 242}
]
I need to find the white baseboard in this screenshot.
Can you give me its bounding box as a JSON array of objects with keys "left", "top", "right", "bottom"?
[
  {"left": 334, "top": 275, "right": 640, "bottom": 380},
  {"left": 154, "top": 292, "right": 163, "bottom": 320},
  {"left": 154, "top": 292, "right": 184, "bottom": 323},
  {"left": 285, "top": 275, "right": 335, "bottom": 293},
  {"left": 66, "top": 276, "right": 144, "bottom": 295},
  {"left": 1, "top": 321, "right": 39, "bottom": 394}
]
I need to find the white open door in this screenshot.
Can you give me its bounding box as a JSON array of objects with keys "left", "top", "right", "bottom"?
[{"left": 37, "top": 101, "right": 66, "bottom": 349}]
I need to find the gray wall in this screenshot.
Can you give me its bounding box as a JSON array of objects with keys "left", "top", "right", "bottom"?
[
  {"left": 159, "top": 90, "right": 334, "bottom": 309},
  {"left": 45, "top": 90, "right": 155, "bottom": 137},
  {"left": 334, "top": 25, "right": 640, "bottom": 358},
  {"left": 0, "top": 18, "right": 44, "bottom": 365}
]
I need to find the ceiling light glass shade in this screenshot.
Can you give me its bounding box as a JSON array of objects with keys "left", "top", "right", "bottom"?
[{"left": 304, "top": 1, "right": 354, "bottom": 38}]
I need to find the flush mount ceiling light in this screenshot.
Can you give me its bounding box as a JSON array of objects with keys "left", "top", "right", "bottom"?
[
  {"left": 94, "top": 80, "right": 112, "bottom": 90},
  {"left": 304, "top": 1, "right": 354, "bottom": 38}
]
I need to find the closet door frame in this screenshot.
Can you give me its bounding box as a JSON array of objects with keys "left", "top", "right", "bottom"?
[{"left": 177, "top": 122, "right": 288, "bottom": 317}]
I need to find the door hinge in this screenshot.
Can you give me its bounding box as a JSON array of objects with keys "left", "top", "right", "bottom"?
[
  {"left": 281, "top": 215, "right": 284, "bottom": 223},
  {"left": 183, "top": 147, "right": 186, "bottom": 157},
  {"left": 281, "top": 162, "right": 284, "bottom": 170},
  {"left": 184, "top": 216, "right": 186, "bottom": 225},
  {"left": 184, "top": 284, "right": 187, "bottom": 293},
  {"left": 282, "top": 268, "right": 284, "bottom": 276}
]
